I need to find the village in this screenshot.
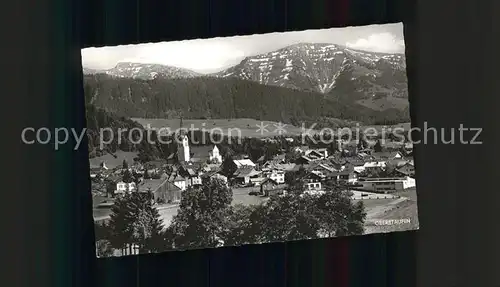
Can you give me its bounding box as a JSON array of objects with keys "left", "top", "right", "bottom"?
[{"left": 91, "top": 130, "right": 417, "bottom": 236}]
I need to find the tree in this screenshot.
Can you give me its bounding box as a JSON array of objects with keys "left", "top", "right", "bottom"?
[
  {"left": 122, "top": 169, "right": 133, "bottom": 183},
  {"left": 284, "top": 167, "right": 307, "bottom": 193},
  {"left": 241, "top": 179, "right": 365, "bottom": 243},
  {"left": 259, "top": 193, "right": 321, "bottom": 242},
  {"left": 221, "top": 204, "right": 261, "bottom": 246},
  {"left": 164, "top": 165, "right": 173, "bottom": 178},
  {"left": 132, "top": 172, "right": 142, "bottom": 188},
  {"left": 95, "top": 240, "right": 114, "bottom": 257},
  {"left": 169, "top": 178, "right": 233, "bottom": 250},
  {"left": 384, "top": 162, "right": 398, "bottom": 177},
  {"left": 357, "top": 131, "right": 368, "bottom": 150},
  {"left": 311, "top": 189, "right": 366, "bottom": 237},
  {"left": 359, "top": 167, "right": 385, "bottom": 178},
  {"left": 264, "top": 144, "right": 280, "bottom": 161},
  {"left": 285, "top": 150, "right": 300, "bottom": 163},
  {"left": 94, "top": 222, "right": 113, "bottom": 257},
  {"left": 107, "top": 191, "right": 164, "bottom": 255},
  {"left": 104, "top": 179, "right": 116, "bottom": 198},
  {"left": 221, "top": 155, "right": 237, "bottom": 179},
  {"left": 128, "top": 191, "right": 165, "bottom": 253},
  {"left": 373, "top": 140, "right": 383, "bottom": 152},
  {"left": 143, "top": 169, "right": 151, "bottom": 179},
  {"left": 107, "top": 193, "right": 136, "bottom": 253},
  {"left": 122, "top": 159, "right": 129, "bottom": 169}
]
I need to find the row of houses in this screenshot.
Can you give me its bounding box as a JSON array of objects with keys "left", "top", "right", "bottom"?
[
  {"left": 284, "top": 147, "right": 415, "bottom": 194},
  {"left": 90, "top": 145, "right": 229, "bottom": 205},
  {"left": 91, "top": 141, "right": 416, "bottom": 204}
]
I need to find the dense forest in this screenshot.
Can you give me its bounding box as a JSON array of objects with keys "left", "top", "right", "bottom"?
[
  {"left": 85, "top": 104, "right": 167, "bottom": 160},
  {"left": 83, "top": 74, "right": 410, "bottom": 126}
]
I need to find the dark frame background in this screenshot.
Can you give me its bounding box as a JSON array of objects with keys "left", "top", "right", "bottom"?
[{"left": 5, "top": 0, "right": 500, "bottom": 286}]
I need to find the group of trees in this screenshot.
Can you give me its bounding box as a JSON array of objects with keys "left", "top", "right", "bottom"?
[
  {"left": 96, "top": 191, "right": 164, "bottom": 256},
  {"left": 357, "top": 162, "right": 402, "bottom": 178},
  {"left": 84, "top": 74, "right": 410, "bottom": 126},
  {"left": 95, "top": 176, "right": 366, "bottom": 257}
]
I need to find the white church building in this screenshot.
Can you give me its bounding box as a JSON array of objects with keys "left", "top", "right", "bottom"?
[{"left": 177, "top": 134, "right": 222, "bottom": 164}]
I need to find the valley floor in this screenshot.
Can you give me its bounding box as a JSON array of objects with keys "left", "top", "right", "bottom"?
[{"left": 362, "top": 189, "right": 419, "bottom": 234}]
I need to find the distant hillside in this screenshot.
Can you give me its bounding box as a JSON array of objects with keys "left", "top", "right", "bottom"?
[
  {"left": 83, "top": 62, "right": 201, "bottom": 80},
  {"left": 85, "top": 104, "right": 165, "bottom": 160},
  {"left": 216, "top": 43, "right": 408, "bottom": 111},
  {"left": 83, "top": 74, "right": 409, "bottom": 126}
]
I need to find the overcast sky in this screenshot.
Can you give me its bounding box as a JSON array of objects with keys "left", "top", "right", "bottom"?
[{"left": 81, "top": 22, "right": 404, "bottom": 74}]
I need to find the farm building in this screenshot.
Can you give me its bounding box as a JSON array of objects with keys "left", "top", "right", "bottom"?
[
  {"left": 137, "top": 176, "right": 183, "bottom": 204},
  {"left": 302, "top": 172, "right": 323, "bottom": 191},
  {"left": 233, "top": 167, "right": 261, "bottom": 185}
]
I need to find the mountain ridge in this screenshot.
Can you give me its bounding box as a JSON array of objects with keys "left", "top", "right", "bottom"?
[
  {"left": 83, "top": 62, "right": 202, "bottom": 80},
  {"left": 83, "top": 42, "right": 408, "bottom": 114},
  {"left": 214, "top": 43, "right": 407, "bottom": 106}
]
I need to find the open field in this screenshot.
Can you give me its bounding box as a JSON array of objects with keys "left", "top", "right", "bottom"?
[
  {"left": 231, "top": 186, "right": 269, "bottom": 206},
  {"left": 351, "top": 190, "right": 398, "bottom": 200},
  {"left": 363, "top": 188, "right": 419, "bottom": 234},
  {"left": 132, "top": 117, "right": 411, "bottom": 140},
  {"left": 355, "top": 198, "right": 397, "bottom": 209},
  {"left": 89, "top": 151, "right": 138, "bottom": 168},
  {"left": 132, "top": 118, "right": 308, "bottom": 138},
  {"left": 393, "top": 188, "right": 418, "bottom": 201},
  {"left": 363, "top": 200, "right": 419, "bottom": 234},
  {"left": 358, "top": 122, "right": 411, "bottom": 133},
  {"left": 93, "top": 195, "right": 109, "bottom": 207}
]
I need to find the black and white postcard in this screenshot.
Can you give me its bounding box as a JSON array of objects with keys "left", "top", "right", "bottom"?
[{"left": 82, "top": 22, "right": 419, "bottom": 257}]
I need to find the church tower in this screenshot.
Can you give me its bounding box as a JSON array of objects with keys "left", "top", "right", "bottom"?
[{"left": 177, "top": 117, "right": 190, "bottom": 163}]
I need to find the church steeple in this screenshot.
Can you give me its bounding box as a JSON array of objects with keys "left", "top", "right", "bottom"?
[{"left": 177, "top": 114, "right": 190, "bottom": 163}]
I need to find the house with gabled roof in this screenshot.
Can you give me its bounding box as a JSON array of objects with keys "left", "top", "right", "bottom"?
[
  {"left": 177, "top": 163, "right": 203, "bottom": 186},
  {"left": 301, "top": 172, "right": 323, "bottom": 191},
  {"left": 304, "top": 162, "right": 337, "bottom": 177},
  {"left": 137, "top": 175, "right": 183, "bottom": 204},
  {"left": 295, "top": 155, "right": 314, "bottom": 165},
  {"left": 336, "top": 167, "right": 358, "bottom": 184},
  {"left": 395, "top": 162, "right": 415, "bottom": 177},
  {"left": 233, "top": 159, "right": 256, "bottom": 168},
  {"left": 90, "top": 162, "right": 109, "bottom": 178},
  {"left": 262, "top": 168, "right": 286, "bottom": 184},
  {"left": 261, "top": 160, "right": 296, "bottom": 172},
  {"left": 256, "top": 155, "right": 266, "bottom": 166},
  {"left": 233, "top": 167, "right": 261, "bottom": 185},
  {"left": 114, "top": 181, "right": 136, "bottom": 195},
  {"left": 305, "top": 149, "right": 326, "bottom": 160},
  {"left": 271, "top": 153, "right": 286, "bottom": 162},
  {"left": 343, "top": 157, "right": 365, "bottom": 167},
  {"left": 313, "top": 148, "right": 329, "bottom": 158},
  {"left": 171, "top": 174, "right": 187, "bottom": 191},
  {"left": 372, "top": 151, "right": 404, "bottom": 161}
]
